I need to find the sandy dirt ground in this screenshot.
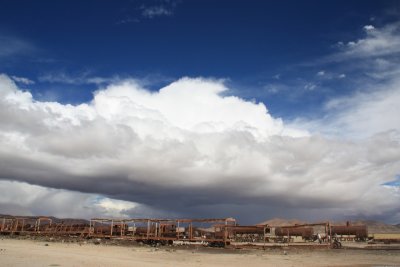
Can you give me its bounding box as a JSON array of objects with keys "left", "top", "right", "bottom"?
[{"left": 1, "top": 239, "right": 399, "bottom": 267}]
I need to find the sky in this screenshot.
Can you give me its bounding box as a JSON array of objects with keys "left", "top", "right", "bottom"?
[{"left": 0, "top": 0, "right": 399, "bottom": 224}]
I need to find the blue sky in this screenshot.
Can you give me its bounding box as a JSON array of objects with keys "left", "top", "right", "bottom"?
[
  {"left": 0, "top": 0, "right": 400, "bottom": 223},
  {"left": 0, "top": 0, "right": 396, "bottom": 116}
]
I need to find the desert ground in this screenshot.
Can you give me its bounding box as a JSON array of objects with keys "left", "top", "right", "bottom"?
[{"left": 1, "top": 238, "right": 400, "bottom": 267}]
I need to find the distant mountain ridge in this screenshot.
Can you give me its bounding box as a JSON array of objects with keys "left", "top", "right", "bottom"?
[
  {"left": 258, "top": 218, "right": 400, "bottom": 234},
  {"left": 0, "top": 214, "right": 89, "bottom": 225},
  {"left": 258, "top": 218, "right": 308, "bottom": 226}
]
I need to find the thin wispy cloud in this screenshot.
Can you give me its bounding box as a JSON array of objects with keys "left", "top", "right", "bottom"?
[
  {"left": 38, "top": 72, "right": 117, "bottom": 85},
  {"left": 11, "top": 75, "right": 35, "bottom": 85},
  {"left": 116, "top": 0, "right": 179, "bottom": 24},
  {"left": 0, "top": 35, "right": 34, "bottom": 58},
  {"left": 141, "top": 5, "right": 173, "bottom": 18},
  {"left": 254, "top": 20, "right": 400, "bottom": 110},
  {"left": 140, "top": 0, "right": 179, "bottom": 19},
  {"left": 332, "top": 22, "right": 400, "bottom": 61},
  {"left": 38, "top": 72, "right": 174, "bottom": 91},
  {"left": 288, "top": 20, "right": 400, "bottom": 140}
]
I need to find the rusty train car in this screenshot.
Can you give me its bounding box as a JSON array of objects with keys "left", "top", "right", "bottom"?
[
  {"left": 228, "top": 225, "right": 266, "bottom": 242},
  {"left": 330, "top": 224, "right": 368, "bottom": 241},
  {"left": 274, "top": 226, "right": 314, "bottom": 240}
]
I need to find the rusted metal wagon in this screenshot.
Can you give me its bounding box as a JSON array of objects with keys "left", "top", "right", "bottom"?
[
  {"left": 330, "top": 222, "right": 368, "bottom": 241},
  {"left": 275, "top": 226, "right": 314, "bottom": 240}
]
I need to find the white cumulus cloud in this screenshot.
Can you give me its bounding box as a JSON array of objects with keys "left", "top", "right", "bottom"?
[
  {"left": 0, "top": 74, "right": 399, "bottom": 223},
  {"left": 364, "top": 25, "right": 375, "bottom": 31}
]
